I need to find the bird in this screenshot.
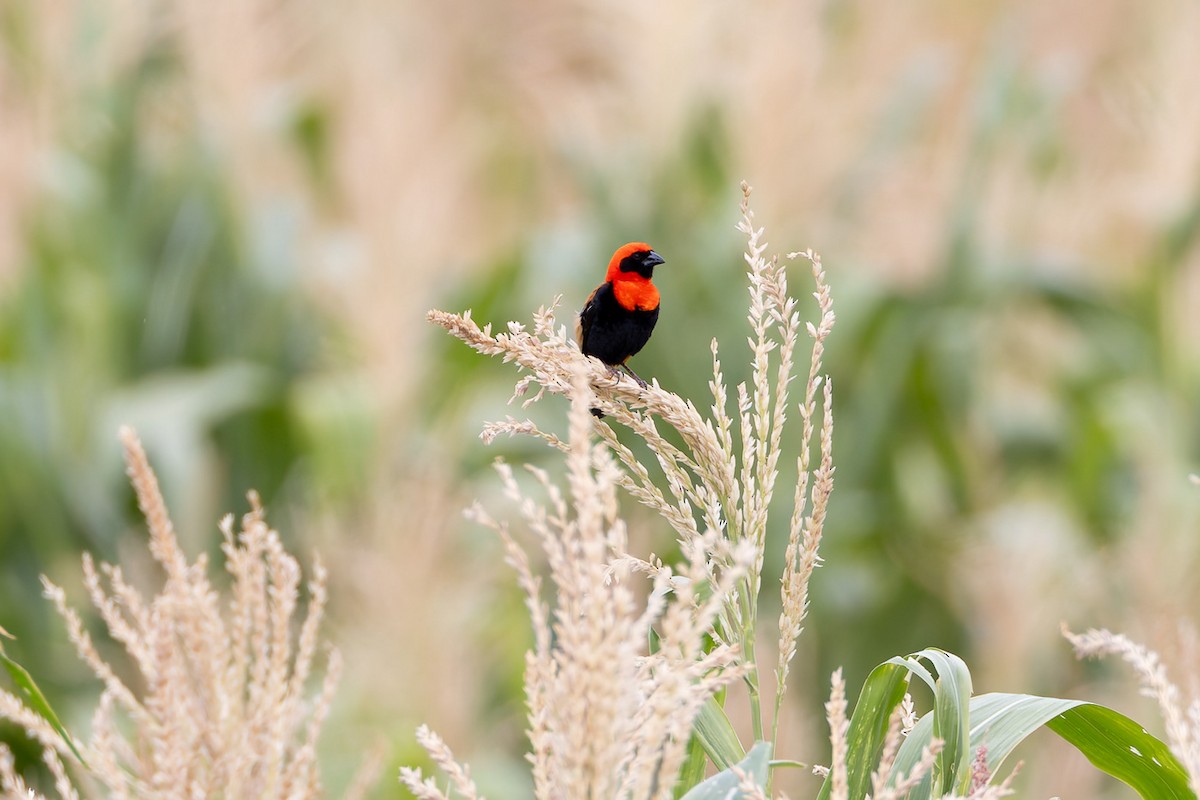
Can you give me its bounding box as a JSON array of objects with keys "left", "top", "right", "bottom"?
[{"left": 576, "top": 242, "right": 665, "bottom": 406}]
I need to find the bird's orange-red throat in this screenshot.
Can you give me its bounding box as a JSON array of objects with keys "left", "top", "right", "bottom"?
[{"left": 606, "top": 241, "right": 660, "bottom": 312}]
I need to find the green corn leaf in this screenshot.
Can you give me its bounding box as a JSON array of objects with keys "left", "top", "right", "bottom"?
[
  {"left": 0, "top": 646, "right": 88, "bottom": 767},
  {"left": 1047, "top": 702, "right": 1195, "bottom": 799},
  {"left": 694, "top": 695, "right": 746, "bottom": 772},
  {"left": 824, "top": 650, "right": 1195, "bottom": 800},
  {"left": 887, "top": 648, "right": 973, "bottom": 795},
  {"left": 893, "top": 693, "right": 1195, "bottom": 800},
  {"left": 816, "top": 659, "right": 911, "bottom": 800},
  {"left": 679, "top": 741, "right": 772, "bottom": 800},
  {"left": 674, "top": 734, "right": 709, "bottom": 798}
]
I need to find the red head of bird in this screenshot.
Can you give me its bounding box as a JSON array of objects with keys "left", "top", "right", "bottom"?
[{"left": 605, "top": 242, "right": 665, "bottom": 312}]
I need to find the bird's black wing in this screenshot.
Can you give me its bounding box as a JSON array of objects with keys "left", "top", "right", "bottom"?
[{"left": 576, "top": 282, "right": 609, "bottom": 354}]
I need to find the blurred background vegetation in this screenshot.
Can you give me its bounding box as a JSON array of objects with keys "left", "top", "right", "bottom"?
[{"left": 1, "top": 0, "right": 1198, "bottom": 797}]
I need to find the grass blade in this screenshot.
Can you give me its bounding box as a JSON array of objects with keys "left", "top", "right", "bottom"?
[
  {"left": 0, "top": 644, "right": 88, "bottom": 767},
  {"left": 1047, "top": 702, "right": 1195, "bottom": 799},
  {"left": 674, "top": 734, "right": 709, "bottom": 798},
  {"left": 894, "top": 692, "right": 1195, "bottom": 799},
  {"left": 694, "top": 695, "right": 746, "bottom": 771},
  {"left": 679, "top": 741, "right": 772, "bottom": 800},
  {"left": 904, "top": 648, "right": 972, "bottom": 795},
  {"left": 816, "top": 660, "right": 911, "bottom": 800}
]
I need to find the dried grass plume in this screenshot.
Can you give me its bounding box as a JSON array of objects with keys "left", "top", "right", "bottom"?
[
  {"left": 0, "top": 428, "right": 375, "bottom": 800},
  {"left": 412, "top": 182, "right": 837, "bottom": 797}
]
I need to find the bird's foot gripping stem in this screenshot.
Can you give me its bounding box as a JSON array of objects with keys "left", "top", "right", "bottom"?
[
  {"left": 590, "top": 364, "right": 649, "bottom": 418},
  {"left": 620, "top": 364, "right": 648, "bottom": 389}
]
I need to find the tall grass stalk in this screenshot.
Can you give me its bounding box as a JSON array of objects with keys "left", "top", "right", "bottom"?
[{"left": 413, "top": 183, "right": 835, "bottom": 797}]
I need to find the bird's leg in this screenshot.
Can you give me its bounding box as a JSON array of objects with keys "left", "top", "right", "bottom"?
[
  {"left": 605, "top": 365, "right": 623, "bottom": 386},
  {"left": 620, "top": 364, "right": 649, "bottom": 389}
]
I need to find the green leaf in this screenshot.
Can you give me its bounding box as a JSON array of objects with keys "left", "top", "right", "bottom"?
[
  {"left": 1048, "top": 702, "right": 1195, "bottom": 800},
  {"left": 888, "top": 648, "right": 972, "bottom": 795},
  {"left": 674, "top": 734, "right": 708, "bottom": 798},
  {"left": 894, "top": 693, "right": 1195, "bottom": 800},
  {"left": 694, "top": 695, "right": 746, "bottom": 772},
  {"left": 816, "top": 660, "right": 911, "bottom": 800},
  {"left": 821, "top": 649, "right": 1193, "bottom": 800},
  {"left": 0, "top": 648, "right": 88, "bottom": 767},
  {"left": 679, "top": 741, "right": 772, "bottom": 800}
]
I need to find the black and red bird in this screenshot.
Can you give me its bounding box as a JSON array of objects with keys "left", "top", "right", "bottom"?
[{"left": 576, "top": 242, "right": 665, "bottom": 390}]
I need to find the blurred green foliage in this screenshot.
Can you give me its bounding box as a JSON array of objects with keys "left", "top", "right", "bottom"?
[
  {"left": 425, "top": 47, "right": 1200, "bottom": 705},
  {"left": 819, "top": 41, "right": 1200, "bottom": 691},
  {"left": 0, "top": 16, "right": 358, "bottom": 716},
  {"left": 1, "top": 5, "right": 1198, "bottom": 796}
]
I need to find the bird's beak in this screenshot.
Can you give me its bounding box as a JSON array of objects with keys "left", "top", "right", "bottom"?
[{"left": 645, "top": 250, "right": 665, "bottom": 268}]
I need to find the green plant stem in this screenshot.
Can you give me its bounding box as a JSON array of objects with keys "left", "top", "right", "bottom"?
[
  {"left": 745, "top": 665, "right": 763, "bottom": 743},
  {"left": 739, "top": 571, "right": 764, "bottom": 744},
  {"left": 770, "top": 687, "right": 783, "bottom": 764}
]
